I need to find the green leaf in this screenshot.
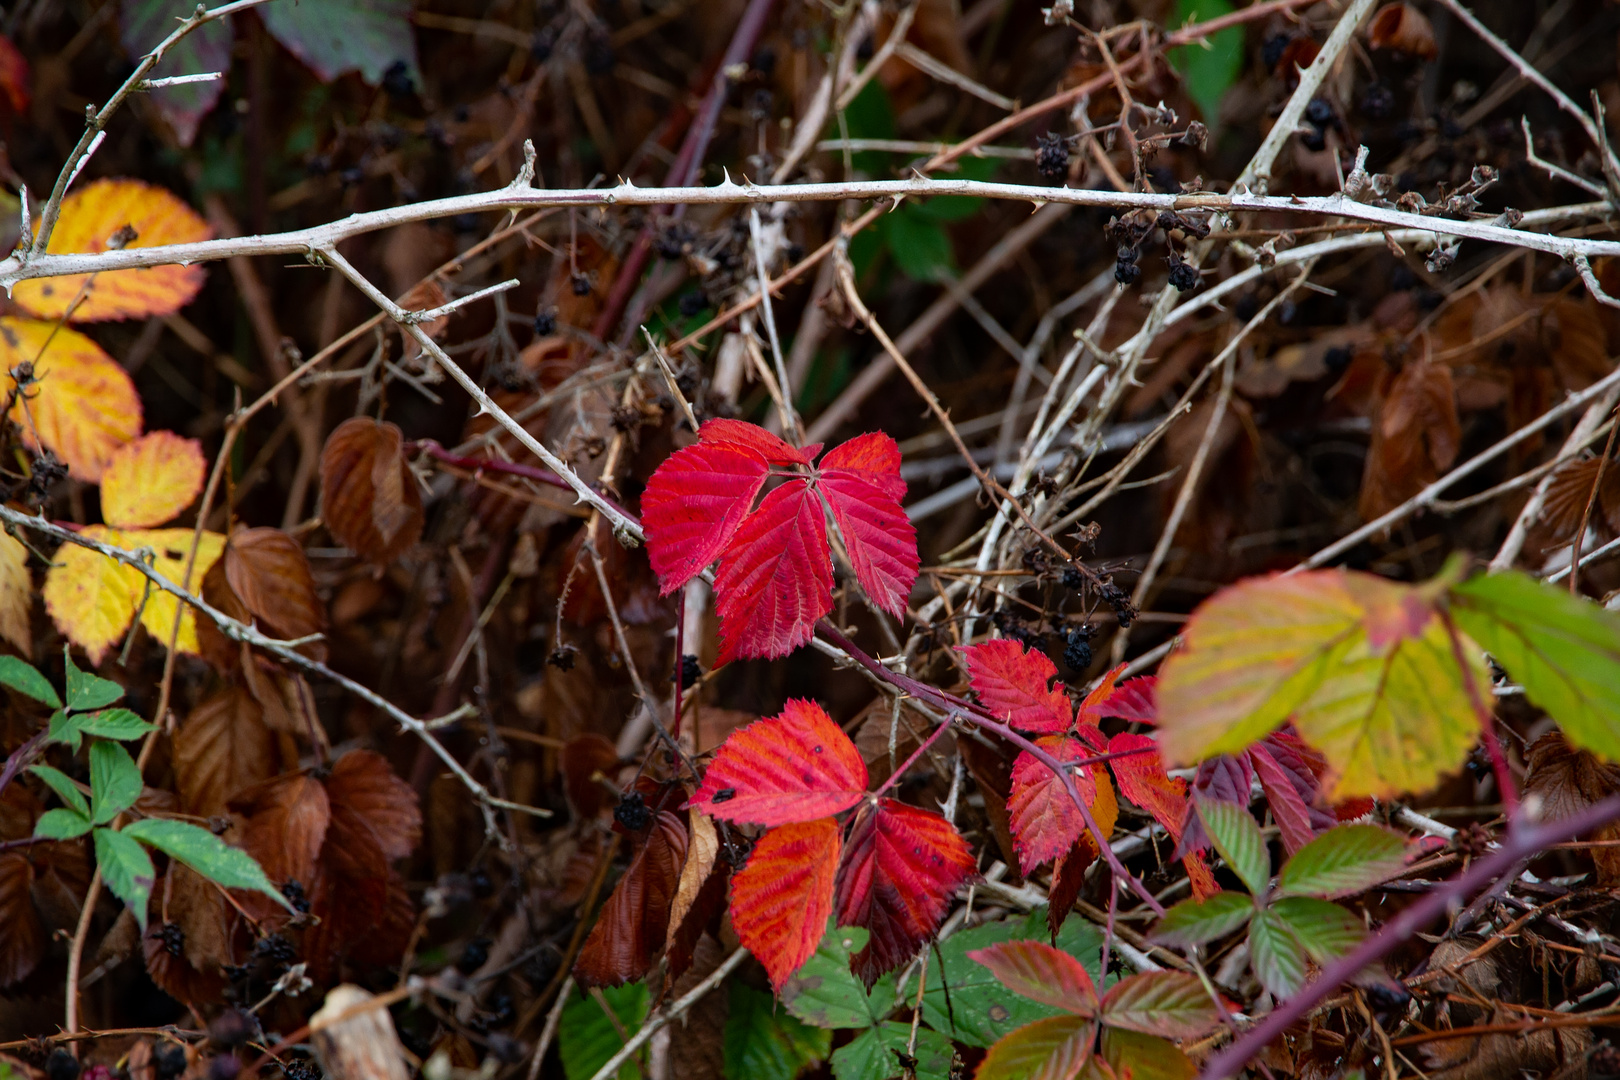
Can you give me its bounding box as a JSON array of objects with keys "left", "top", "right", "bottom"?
[
  {"left": 1151, "top": 892, "right": 1254, "bottom": 948},
  {"left": 973, "top": 1015, "right": 1093, "bottom": 1080},
  {"left": 89, "top": 740, "right": 142, "bottom": 825},
  {"left": 121, "top": 819, "right": 294, "bottom": 912},
  {"left": 782, "top": 925, "right": 890, "bottom": 1030},
  {"left": 94, "top": 826, "right": 155, "bottom": 931},
  {"left": 1276, "top": 825, "right": 1407, "bottom": 899},
  {"left": 881, "top": 209, "right": 955, "bottom": 283},
  {"left": 1248, "top": 908, "right": 1310, "bottom": 998},
  {"left": 1156, "top": 570, "right": 1488, "bottom": 801},
  {"left": 921, "top": 908, "right": 1104, "bottom": 1048},
  {"left": 1100, "top": 1028, "right": 1197, "bottom": 1080},
  {"left": 724, "top": 983, "right": 830, "bottom": 1080},
  {"left": 260, "top": 0, "right": 421, "bottom": 87},
  {"left": 830, "top": 1022, "right": 954, "bottom": 1080},
  {"left": 1098, "top": 972, "right": 1219, "bottom": 1039},
  {"left": 1270, "top": 897, "right": 1366, "bottom": 963},
  {"left": 76, "top": 708, "right": 157, "bottom": 742},
  {"left": 558, "top": 982, "right": 647, "bottom": 1080},
  {"left": 1450, "top": 570, "right": 1620, "bottom": 762},
  {"left": 0, "top": 656, "right": 60, "bottom": 707},
  {"left": 1168, "top": 0, "right": 1243, "bottom": 129},
  {"left": 34, "top": 807, "right": 92, "bottom": 840},
  {"left": 64, "top": 649, "right": 124, "bottom": 711},
  {"left": 29, "top": 764, "right": 89, "bottom": 817},
  {"left": 1196, "top": 801, "right": 1270, "bottom": 896},
  {"left": 47, "top": 710, "right": 83, "bottom": 752}
]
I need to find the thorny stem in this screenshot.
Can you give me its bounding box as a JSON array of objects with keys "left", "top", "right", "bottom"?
[
  {"left": 1200, "top": 794, "right": 1620, "bottom": 1080},
  {"left": 584, "top": 948, "right": 751, "bottom": 1080}
]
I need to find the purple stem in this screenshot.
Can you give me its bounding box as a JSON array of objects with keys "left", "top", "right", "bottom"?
[
  {"left": 816, "top": 621, "right": 1166, "bottom": 916},
  {"left": 0, "top": 729, "right": 47, "bottom": 801},
  {"left": 1200, "top": 793, "right": 1620, "bottom": 1080},
  {"left": 411, "top": 439, "right": 638, "bottom": 523}
]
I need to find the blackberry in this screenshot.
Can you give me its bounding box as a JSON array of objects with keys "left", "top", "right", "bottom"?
[
  {"left": 471, "top": 868, "right": 495, "bottom": 899},
  {"left": 255, "top": 934, "right": 297, "bottom": 966},
  {"left": 548, "top": 645, "right": 578, "bottom": 671},
  {"left": 282, "top": 1060, "right": 322, "bottom": 1080},
  {"left": 281, "top": 879, "right": 310, "bottom": 914},
  {"left": 157, "top": 921, "right": 185, "bottom": 957},
  {"left": 614, "top": 791, "right": 651, "bottom": 832},
  {"left": 1114, "top": 254, "right": 1141, "bottom": 286},
  {"left": 381, "top": 60, "right": 415, "bottom": 101},
  {"left": 47, "top": 1049, "right": 79, "bottom": 1080},
  {"left": 533, "top": 309, "right": 557, "bottom": 337},
  {"left": 678, "top": 289, "right": 709, "bottom": 317},
  {"left": 1036, "top": 133, "right": 1070, "bottom": 182},
  {"left": 1304, "top": 97, "right": 1336, "bottom": 128},
  {"left": 1099, "top": 582, "right": 1136, "bottom": 628},
  {"left": 487, "top": 994, "right": 517, "bottom": 1029},
  {"left": 1062, "top": 624, "right": 1095, "bottom": 673},
  {"left": 457, "top": 938, "right": 491, "bottom": 975},
  {"left": 1324, "top": 347, "right": 1353, "bottom": 374},
  {"left": 1366, "top": 983, "right": 1412, "bottom": 1011},
  {"left": 1166, "top": 255, "right": 1201, "bottom": 292},
  {"left": 570, "top": 273, "right": 592, "bottom": 297},
  {"left": 1061, "top": 567, "right": 1085, "bottom": 590},
  {"left": 155, "top": 1045, "right": 188, "bottom": 1080},
  {"left": 655, "top": 225, "right": 691, "bottom": 261},
  {"left": 672, "top": 654, "right": 702, "bottom": 685},
  {"left": 1300, "top": 128, "right": 1327, "bottom": 152},
  {"left": 1261, "top": 34, "right": 1292, "bottom": 71},
  {"left": 1359, "top": 83, "right": 1395, "bottom": 120}
]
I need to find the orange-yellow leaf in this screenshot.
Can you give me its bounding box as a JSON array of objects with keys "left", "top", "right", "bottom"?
[
  {"left": 0, "top": 316, "right": 142, "bottom": 480},
  {"left": 13, "top": 178, "right": 210, "bottom": 322},
  {"left": 1156, "top": 570, "right": 1486, "bottom": 800},
  {"left": 0, "top": 531, "right": 32, "bottom": 655},
  {"left": 43, "top": 526, "right": 225, "bottom": 665},
  {"left": 100, "top": 431, "right": 207, "bottom": 528}
]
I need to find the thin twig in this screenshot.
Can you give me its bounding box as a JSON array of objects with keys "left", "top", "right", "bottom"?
[{"left": 584, "top": 948, "right": 751, "bottom": 1080}]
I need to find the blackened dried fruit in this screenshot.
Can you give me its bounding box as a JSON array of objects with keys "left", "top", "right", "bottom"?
[
  {"left": 548, "top": 645, "right": 578, "bottom": 671},
  {"left": 1305, "top": 96, "right": 1336, "bottom": 128},
  {"left": 47, "top": 1049, "right": 79, "bottom": 1080},
  {"left": 679, "top": 289, "right": 709, "bottom": 316},
  {"left": 570, "top": 273, "right": 593, "bottom": 296},
  {"left": 1062, "top": 624, "right": 1095, "bottom": 673},
  {"left": 1262, "top": 34, "right": 1293, "bottom": 71},
  {"left": 282, "top": 1060, "right": 321, "bottom": 1080},
  {"left": 281, "top": 878, "right": 310, "bottom": 914},
  {"left": 1167, "top": 255, "right": 1201, "bottom": 292},
  {"left": 614, "top": 790, "right": 651, "bottom": 831},
  {"left": 1061, "top": 567, "right": 1085, "bottom": 590},
  {"left": 672, "top": 653, "right": 702, "bottom": 685},
  {"left": 1115, "top": 255, "right": 1142, "bottom": 286},
  {"left": 457, "top": 938, "right": 491, "bottom": 974},
  {"left": 1036, "top": 132, "right": 1070, "bottom": 181},
  {"left": 381, "top": 60, "right": 415, "bottom": 100},
  {"left": 534, "top": 309, "right": 557, "bottom": 336},
  {"left": 155, "top": 1046, "right": 188, "bottom": 1080},
  {"left": 158, "top": 921, "right": 184, "bottom": 957}
]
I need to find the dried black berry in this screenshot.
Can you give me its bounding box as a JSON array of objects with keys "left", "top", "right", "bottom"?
[
  {"left": 1100, "top": 582, "right": 1136, "bottom": 628},
  {"left": 47, "top": 1049, "right": 79, "bottom": 1080},
  {"left": 1062, "top": 624, "right": 1094, "bottom": 673},
  {"left": 457, "top": 938, "right": 491, "bottom": 974},
  {"left": 712, "top": 788, "right": 737, "bottom": 803},
  {"left": 1359, "top": 83, "right": 1395, "bottom": 120},
  {"left": 1114, "top": 257, "right": 1141, "bottom": 286},
  {"left": 155, "top": 1046, "right": 189, "bottom": 1080},
  {"left": 678, "top": 289, "right": 709, "bottom": 317},
  {"left": 1305, "top": 97, "right": 1336, "bottom": 128},
  {"left": 282, "top": 879, "right": 310, "bottom": 914},
  {"left": 1167, "top": 256, "right": 1201, "bottom": 292},
  {"left": 533, "top": 309, "right": 557, "bottom": 337},
  {"left": 1300, "top": 128, "right": 1327, "bottom": 152},
  {"left": 254, "top": 933, "right": 297, "bottom": 966},
  {"left": 570, "top": 273, "right": 592, "bottom": 296},
  {"left": 1261, "top": 34, "right": 1292, "bottom": 71},
  {"left": 671, "top": 654, "right": 702, "bottom": 685},
  {"left": 1324, "top": 346, "right": 1353, "bottom": 374},
  {"left": 471, "top": 868, "right": 494, "bottom": 898},
  {"left": 1061, "top": 567, "right": 1085, "bottom": 590},
  {"left": 157, "top": 921, "right": 185, "bottom": 957},
  {"left": 548, "top": 645, "right": 578, "bottom": 671},
  {"left": 487, "top": 994, "right": 516, "bottom": 1029},
  {"left": 282, "top": 1059, "right": 322, "bottom": 1080},
  {"left": 1366, "top": 983, "right": 1412, "bottom": 1011},
  {"left": 656, "top": 224, "right": 691, "bottom": 260},
  {"left": 1036, "top": 132, "right": 1070, "bottom": 181},
  {"left": 614, "top": 791, "right": 651, "bottom": 832},
  {"left": 381, "top": 60, "right": 415, "bottom": 100}
]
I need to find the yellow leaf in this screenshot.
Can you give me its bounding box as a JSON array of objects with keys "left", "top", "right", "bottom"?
[
  {"left": 13, "top": 178, "right": 210, "bottom": 322},
  {"left": 0, "top": 531, "right": 33, "bottom": 655},
  {"left": 43, "top": 526, "right": 225, "bottom": 665},
  {"left": 1156, "top": 570, "right": 1486, "bottom": 800},
  {"left": 0, "top": 317, "right": 143, "bottom": 480},
  {"left": 100, "top": 431, "right": 207, "bottom": 528}
]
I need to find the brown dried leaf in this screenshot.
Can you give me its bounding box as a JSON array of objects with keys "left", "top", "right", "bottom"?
[
  {"left": 231, "top": 772, "right": 331, "bottom": 887},
  {"left": 574, "top": 809, "right": 688, "bottom": 987},
  {"left": 144, "top": 863, "right": 230, "bottom": 1003},
  {"left": 324, "top": 750, "right": 422, "bottom": 862},
  {"left": 667, "top": 810, "right": 719, "bottom": 937},
  {"left": 319, "top": 418, "right": 424, "bottom": 564},
  {"left": 561, "top": 733, "right": 621, "bottom": 820},
  {"left": 1421, "top": 1006, "right": 1588, "bottom": 1080},
  {"left": 225, "top": 527, "right": 327, "bottom": 645},
  {"left": 1047, "top": 837, "right": 1094, "bottom": 942},
  {"left": 0, "top": 852, "right": 44, "bottom": 987},
  {"left": 1360, "top": 361, "right": 1460, "bottom": 521},
  {"left": 1525, "top": 732, "right": 1620, "bottom": 884},
  {"left": 1538, "top": 457, "right": 1620, "bottom": 543},
  {"left": 174, "top": 685, "right": 279, "bottom": 816},
  {"left": 1367, "top": 3, "right": 1437, "bottom": 58}
]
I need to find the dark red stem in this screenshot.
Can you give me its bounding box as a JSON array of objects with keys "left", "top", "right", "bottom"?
[
  {"left": 1200, "top": 794, "right": 1620, "bottom": 1080},
  {"left": 411, "top": 439, "right": 638, "bottom": 523}
]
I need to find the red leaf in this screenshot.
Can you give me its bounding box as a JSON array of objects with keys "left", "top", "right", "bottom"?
[
  {"left": 961, "top": 640, "right": 1073, "bottom": 733},
  {"left": 1010, "top": 737, "right": 1116, "bottom": 876},
  {"left": 1098, "top": 971, "right": 1221, "bottom": 1039},
  {"left": 968, "top": 939, "right": 1099, "bottom": 1015},
  {"left": 818, "top": 433, "right": 918, "bottom": 617},
  {"left": 641, "top": 440, "right": 770, "bottom": 593},
  {"left": 687, "top": 699, "right": 868, "bottom": 825},
  {"left": 1107, "top": 733, "right": 1186, "bottom": 837},
  {"left": 714, "top": 479, "right": 833, "bottom": 662},
  {"left": 0, "top": 852, "right": 43, "bottom": 987},
  {"left": 730, "top": 818, "right": 841, "bottom": 989},
  {"left": 324, "top": 750, "right": 422, "bottom": 862},
  {"left": 1075, "top": 664, "right": 1128, "bottom": 726},
  {"left": 575, "top": 811, "right": 688, "bottom": 987},
  {"left": 977, "top": 1015, "right": 1094, "bottom": 1080},
  {"left": 1093, "top": 674, "right": 1159, "bottom": 724},
  {"left": 700, "top": 418, "right": 813, "bottom": 465},
  {"left": 1250, "top": 744, "right": 1318, "bottom": 856},
  {"left": 836, "top": 798, "right": 975, "bottom": 983}
]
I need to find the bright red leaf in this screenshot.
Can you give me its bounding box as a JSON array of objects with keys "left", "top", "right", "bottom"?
[
  {"left": 836, "top": 797, "right": 975, "bottom": 983},
  {"left": 1009, "top": 736, "right": 1116, "bottom": 875},
  {"left": 1108, "top": 733, "right": 1186, "bottom": 832},
  {"left": 641, "top": 421, "right": 918, "bottom": 663},
  {"left": 961, "top": 639, "right": 1073, "bottom": 733},
  {"left": 729, "top": 817, "right": 841, "bottom": 989},
  {"left": 1099, "top": 674, "right": 1159, "bottom": 724},
  {"left": 969, "top": 939, "right": 1099, "bottom": 1015},
  {"left": 687, "top": 699, "right": 868, "bottom": 825},
  {"left": 714, "top": 479, "right": 833, "bottom": 663}
]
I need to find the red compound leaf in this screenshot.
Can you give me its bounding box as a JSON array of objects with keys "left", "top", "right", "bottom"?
[
  {"left": 836, "top": 797, "right": 976, "bottom": 984},
  {"left": 714, "top": 478, "right": 834, "bottom": 663},
  {"left": 641, "top": 438, "right": 771, "bottom": 594},
  {"left": 1009, "top": 736, "right": 1117, "bottom": 875},
  {"left": 961, "top": 640, "right": 1073, "bottom": 733},
  {"left": 729, "top": 818, "right": 841, "bottom": 989},
  {"left": 1108, "top": 733, "right": 1186, "bottom": 834},
  {"left": 817, "top": 433, "right": 918, "bottom": 617},
  {"left": 687, "top": 700, "right": 868, "bottom": 826},
  {"left": 1075, "top": 663, "right": 1129, "bottom": 726},
  {"left": 1101, "top": 675, "right": 1159, "bottom": 723},
  {"left": 969, "top": 939, "right": 1099, "bottom": 1015},
  {"left": 700, "top": 417, "right": 815, "bottom": 465}
]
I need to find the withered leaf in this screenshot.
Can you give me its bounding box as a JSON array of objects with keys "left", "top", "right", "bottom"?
[
  {"left": 174, "top": 685, "right": 279, "bottom": 816},
  {"left": 224, "top": 527, "right": 327, "bottom": 646},
  {"left": 319, "top": 418, "right": 424, "bottom": 564},
  {"left": 231, "top": 772, "right": 331, "bottom": 887},
  {"left": 0, "top": 852, "right": 44, "bottom": 987},
  {"left": 1360, "top": 360, "right": 1460, "bottom": 521},
  {"left": 1538, "top": 457, "right": 1620, "bottom": 543},
  {"left": 574, "top": 809, "right": 688, "bottom": 987},
  {"left": 324, "top": 750, "right": 423, "bottom": 862},
  {"left": 1525, "top": 731, "right": 1620, "bottom": 884},
  {"left": 143, "top": 863, "right": 229, "bottom": 1003},
  {"left": 561, "top": 733, "right": 621, "bottom": 820}
]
